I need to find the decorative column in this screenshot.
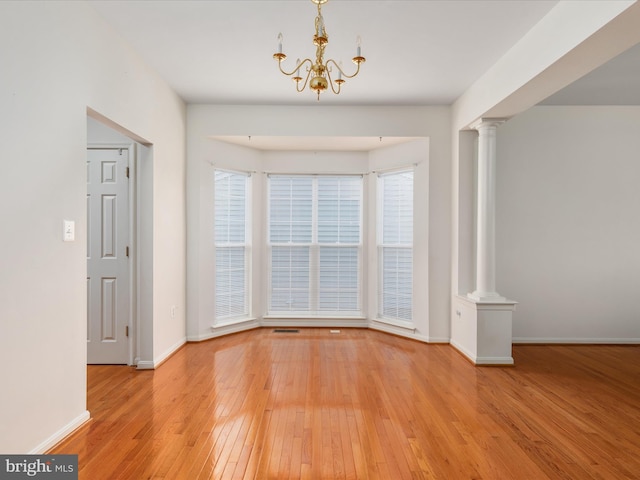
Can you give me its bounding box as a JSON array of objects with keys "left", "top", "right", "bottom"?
[
  {"left": 450, "top": 117, "right": 516, "bottom": 366},
  {"left": 468, "top": 118, "right": 506, "bottom": 302}
]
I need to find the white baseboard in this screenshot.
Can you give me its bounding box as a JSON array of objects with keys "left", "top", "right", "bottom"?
[
  {"left": 261, "top": 317, "right": 369, "bottom": 328},
  {"left": 428, "top": 337, "right": 451, "bottom": 343},
  {"left": 450, "top": 339, "right": 475, "bottom": 363},
  {"left": 31, "top": 410, "right": 90, "bottom": 454},
  {"left": 154, "top": 337, "right": 187, "bottom": 367},
  {"left": 136, "top": 337, "right": 187, "bottom": 370},
  {"left": 189, "top": 318, "right": 448, "bottom": 344},
  {"left": 212, "top": 317, "right": 259, "bottom": 330},
  {"left": 475, "top": 356, "right": 514, "bottom": 365},
  {"left": 368, "top": 320, "right": 449, "bottom": 344},
  {"left": 136, "top": 361, "right": 155, "bottom": 370},
  {"left": 369, "top": 320, "right": 428, "bottom": 343},
  {"left": 513, "top": 337, "right": 640, "bottom": 344},
  {"left": 186, "top": 319, "right": 260, "bottom": 342},
  {"left": 450, "top": 340, "right": 514, "bottom": 366},
  {"left": 186, "top": 333, "right": 211, "bottom": 342}
]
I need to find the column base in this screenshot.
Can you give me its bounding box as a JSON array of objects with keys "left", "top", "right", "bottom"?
[{"left": 451, "top": 295, "right": 517, "bottom": 365}]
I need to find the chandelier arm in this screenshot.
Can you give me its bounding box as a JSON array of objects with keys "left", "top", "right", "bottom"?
[
  {"left": 277, "top": 57, "right": 314, "bottom": 77},
  {"left": 326, "top": 58, "right": 362, "bottom": 80},
  {"left": 325, "top": 67, "right": 342, "bottom": 95},
  {"left": 295, "top": 68, "right": 314, "bottom": 93}
]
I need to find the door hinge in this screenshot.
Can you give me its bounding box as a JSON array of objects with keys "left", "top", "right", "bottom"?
[
  {"left": 126, "top": 167, "right": 130, "bottom": 178},
  {"left": 125, "top": 246, "right": 130, "bottom": 257},
  {"left": 126, "top": 326, "right": 129, "bottom": 337}
]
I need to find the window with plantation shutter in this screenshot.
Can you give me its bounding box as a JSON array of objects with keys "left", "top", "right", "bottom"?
[
  {"left": 378, "top": 170, "right": 413, "bottom": 323},
  {"left": 215, "top": 170, "right": 250, "bottom": 321},
  {"left": 268, "top": 175, "right": 362, "bottom": 316}
]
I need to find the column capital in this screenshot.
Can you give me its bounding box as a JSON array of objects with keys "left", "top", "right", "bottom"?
[{"left": 469, "top": 117, "right": 508, "bottom": 131}]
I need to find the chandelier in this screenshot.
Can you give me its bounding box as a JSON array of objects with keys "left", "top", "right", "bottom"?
[{"left": 272, "top": 0, "right": 366, "bottom": 100}]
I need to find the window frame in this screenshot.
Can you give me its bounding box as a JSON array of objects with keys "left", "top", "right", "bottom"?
[
  {"left": 267, "top": 174, "right": 364, "bottom": 317},
  {"left": 377, "top": 168, "right": 414, "bottom": 324},
  {"left": 214, "top": 168, "right": 252, "bottom": 323}
]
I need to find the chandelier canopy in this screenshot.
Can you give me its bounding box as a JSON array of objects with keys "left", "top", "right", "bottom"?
[{"left": 273, "top": 0, "right": 366, "bottom": 100}]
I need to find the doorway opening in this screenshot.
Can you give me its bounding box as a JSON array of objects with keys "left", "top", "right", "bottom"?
[{"left": 86, "top": 111, "right": 153, "bottom": 366}]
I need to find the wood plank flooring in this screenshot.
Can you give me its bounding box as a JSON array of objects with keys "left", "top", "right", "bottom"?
[{"left": 50, "top": 328, "right": 640, "bottom": 479}]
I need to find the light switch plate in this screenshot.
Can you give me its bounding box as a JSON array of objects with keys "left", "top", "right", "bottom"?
[{"left": 63, "top": 220, "right": 75, "bottom": 242}]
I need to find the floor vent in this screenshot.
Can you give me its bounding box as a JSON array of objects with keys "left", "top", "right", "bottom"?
[{"left": 273, "top": 329, "right": 300, "bottom": 333}]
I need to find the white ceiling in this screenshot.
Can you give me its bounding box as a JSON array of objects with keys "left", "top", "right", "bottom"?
[
  {"left": 88, "top": 0, "right": 563, "bottom": 106},
  {"left": 87, "top": 0, "right": 640, "bottom": 152}
]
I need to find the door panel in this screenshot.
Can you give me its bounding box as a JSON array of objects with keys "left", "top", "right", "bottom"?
[
  {"left": 87, "top": 148, "right": 130, "bottom": 364},
  {"left": 101, "top": 195, "right": 117, "bottom": 258}
]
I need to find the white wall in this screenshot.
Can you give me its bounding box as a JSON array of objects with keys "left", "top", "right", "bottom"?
[
  {"left": 186, "top": 106, "right": 451, "bottom": 342},
  {"left": 87, "top": 117, "right": 132, "bottom": 144},
  {"left": 0, "top": 2, "right": 186, "bottom": 453},
  {"left": 497, "top": 106, "right": 640, "bottom": 342}
]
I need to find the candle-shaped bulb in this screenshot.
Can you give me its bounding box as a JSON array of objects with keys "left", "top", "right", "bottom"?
[
  {"left": 295, "top": 58, "right": 301, "bottom": 76},
  {"left": 337, "top": 61, "right": 343, "bottom": 81},
  {"left": 316, "top": 15, "right": 325, "bottom": 37},
  {"left": 356, "top": 35, "right": 362, "bottom": 57},
  {"left": 277, "top": 32, "right": 283, "bottom": 53}
]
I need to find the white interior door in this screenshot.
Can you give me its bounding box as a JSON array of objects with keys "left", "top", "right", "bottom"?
[{"left": 87, "top": 147, "right": 130, "bottom": 364}]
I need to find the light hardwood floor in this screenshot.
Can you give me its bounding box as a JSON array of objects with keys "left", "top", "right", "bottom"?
[{"left": 50, "top": 328, "right": 640, "bottom": 479}]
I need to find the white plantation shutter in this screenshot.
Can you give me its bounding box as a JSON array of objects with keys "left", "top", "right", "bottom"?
[
  {"left": 318, "top": 246, "right": 360, "bottom": 312},
  {"left": 215, "top": 170, "right": 250, "bottom": 320},
  {"left": 269, "top": 176, "right": 313, "bottom": 312},
  {"left": 270, "top": 246, "right": 311, "bottom": 312},
  {"left": 269, "top": 176, "right": 313, "bottom": 244},
  {"left": 378, "top": 170, "right": 413, "bottom": 322},
  {"left": 317, "top": 176, "right": 361, "bottom": 312},
  {"left": 268, "top": 175, "right": 362, "bottom": 316}
]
